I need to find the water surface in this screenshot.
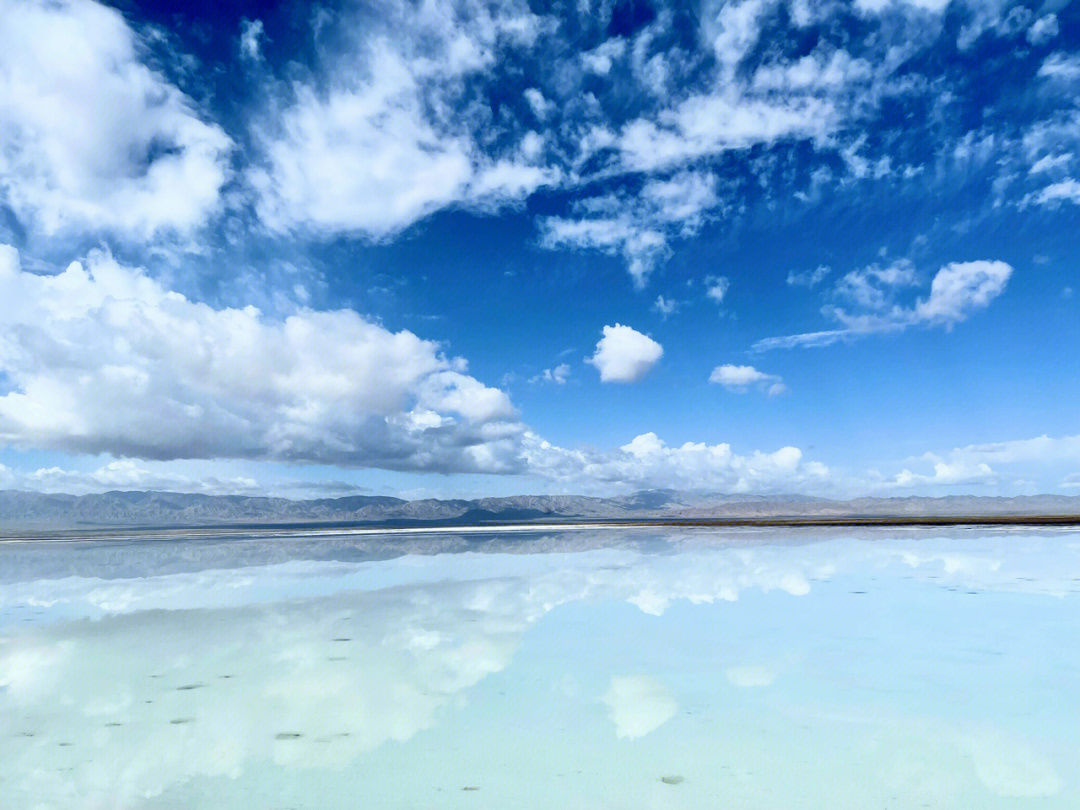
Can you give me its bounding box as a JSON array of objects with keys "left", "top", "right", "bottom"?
[{"left": 2, "top": 527, "right": 1078, "bottom": 808}]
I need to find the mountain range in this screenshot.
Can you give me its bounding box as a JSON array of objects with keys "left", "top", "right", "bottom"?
[{"left": 2, "top": 489, "right": 1079, "bottom": 532}]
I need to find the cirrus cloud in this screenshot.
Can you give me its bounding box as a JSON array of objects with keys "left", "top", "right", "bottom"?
[{"left": 756, "top": 260, "right": 1013, "bottom": 350}]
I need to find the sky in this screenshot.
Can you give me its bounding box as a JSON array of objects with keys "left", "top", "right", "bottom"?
[{"left": 0, "top": 0, "right": 1078, "bottom": 500}]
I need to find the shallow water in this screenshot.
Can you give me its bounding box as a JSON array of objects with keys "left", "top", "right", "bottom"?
[{"left": 1, "top": 527, "right": 1078, "bottom": 809}]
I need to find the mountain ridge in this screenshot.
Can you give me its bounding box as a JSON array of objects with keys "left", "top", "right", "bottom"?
[{"left": 2, "top": 489, "right": 1079, "bottom": 530}]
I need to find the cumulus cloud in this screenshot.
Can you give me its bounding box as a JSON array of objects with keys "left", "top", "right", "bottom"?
[
  {"left": 0, "top": 0, "right": 232, "bottom": 240},
  {"left": 0, "top": 245, "right": 522, "bottom": 473},
  {"left": 0, "top": 244, "right": 845, "bottom": 495},
  {"left": 709, "top": 364, "right": 786, "bottom": 396},
  {"left": 873, "top": 433, "right": 1080, "bottom": 492},
  {"left": 756, "top": 260, "right": 1012, "bottom": 349},
  {"left": 585, "top": 325, "right": 663, "bottom": 383},
  {"left": 524, "top": 431, "right": 830, "bottom": 494},
  {"left": 884, "top": 460, "right": 996, "bottom": 489}
]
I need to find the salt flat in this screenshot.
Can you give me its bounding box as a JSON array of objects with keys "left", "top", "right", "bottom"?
[{"left": 2, "top": 527, "right": 1077, "bottom": 809}]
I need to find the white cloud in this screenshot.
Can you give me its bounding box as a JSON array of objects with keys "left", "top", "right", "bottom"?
[
  {"left": 581, "top": 38, "right": 626, "bottom": 75},
  {"left": 756, "top": 260, "right": 1012, "bottom": 349},
  {"left": 529, "top": 364, "right": 570, "bottom": 385},
  {"left": 0, "top": 245, "right": 522, "bottom": 473},
  {"left": 710, "top": 364, "right": 786, "bottom": 396},
  {"left": 834, "top": 259, "right": 918, "bottom": 310},
  {"left": 705, "top": 275, "right": 730, "bottom": 303},
  {"left": 943, "top": 434, "right": 1080, "bottom": 465},
  {"left": 0, "top": 244, "right": 843, "bottom": 495},
  {"left": 524, "top": 431, "right": 830, "bottom": 493},
  {"left": 249, "top": 49, "right": 475, "bottom": 239},
  {"left": 617, "top": 93, "right": 836, "bottom": 173},
  {"left": 1028, "top": 153, "right": 1072, "bottom": 174},
  {"left": 1029, "top": 178, "right": 1080, "bottom": 206},
  {"left": 523, "top": 87, "right": 554, "bottom": 120},
  {"left": 885, "top": 460, "right": 996, "bottom": 488},
  {"left": 539, "top": 215, "right": 668, "bottom": 287},
  {"left": 249, "top": 0, "right": 554, "bottom": 239},
  {"left": 539, "top": 171, "right": 719, "bottom": 286},
  {"left": 752, "top": 49, "right": 873, "bottom": 92},
  {"left": 786, "top": 265, "right": 831, "bottom": 287},
  {"left": 18, "top": 460, "right": 261, "bottom": 497},
  {"left": 585, "top": 324, "right": 663, "bottom": 383},
  {"left": 0, "top": 0, "right": 232, "bottom": 240},
  {"left": 878, "top": 433, "right": 1080, "bottom": 492},
  {"left": 601, "top": 675, "right": 677, "bottom": 739},
  {"left": 239, "top": 18, "right": 266, "bottom": 60},
  {"left": 1026, "top": 14, "right": 1059, "bottom": 46},
  {"left": 702, "top": 0, "right": 773, "bottom": 76},
  {"left": 1037, "top": 53, "right": 1080, "bottom": 81},
  {"left": 652, "top": 295, "right": 679, "bottom": 318}
]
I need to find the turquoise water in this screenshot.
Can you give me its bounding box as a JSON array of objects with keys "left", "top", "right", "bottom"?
[{"left": 1, "top": 527, "right": 1078, "bottom": 809}]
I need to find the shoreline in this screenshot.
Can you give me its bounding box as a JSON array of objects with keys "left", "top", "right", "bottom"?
[{"left": 3, "top": 513, "right": 1080, "bottom": 543}]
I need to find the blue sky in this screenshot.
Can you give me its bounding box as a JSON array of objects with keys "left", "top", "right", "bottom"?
[{"left": 0, "top": 0, "right": 1078, "bottom": 498}]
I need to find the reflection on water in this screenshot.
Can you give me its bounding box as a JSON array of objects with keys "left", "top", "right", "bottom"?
[{"left": 1, "top": 527, "right": 1078, "bottom": 808}]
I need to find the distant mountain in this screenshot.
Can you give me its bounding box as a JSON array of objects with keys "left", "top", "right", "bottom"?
[{"left": 1, "top": 489, "right": 1079, "bottom": 532}]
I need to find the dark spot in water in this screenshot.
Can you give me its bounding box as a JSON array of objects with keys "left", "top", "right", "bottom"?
[
  {"left": 461, "top": 786, "right": 479, "bottom": 791},
  {"left": 327, "top": 656, "right": 347, "bottom": 661},
  {"left": 105, "top": 723, "right": 122, "bottom": 727},
  {"left": 332, "top": 638, "right": 351, "bottom": 642},
  {"left": 176, "top": 684, "right": 204, "bottom": 691},
  {"left": 57, "top": 742, "right": 73, "bottom": 747},
  {"left": 660, "top": 776, "right": 684, "bottom": 785},
  {"left": 169, "top": 718, "right": 193, "bottom": 725},
  {"left": 18, "top": 732, "right": 34, "bottom": 737},
  {"left": 275, "top": 732, "right": 303, "bottom": 740},
  {"left": 850, "top": 591, "right": 866, "bottom": 595}
]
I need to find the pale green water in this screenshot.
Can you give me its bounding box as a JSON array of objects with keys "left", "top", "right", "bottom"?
[{"left": 1, "top": 527, "right": 1078, "bottom": 809}]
